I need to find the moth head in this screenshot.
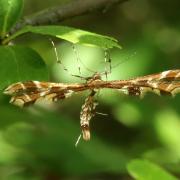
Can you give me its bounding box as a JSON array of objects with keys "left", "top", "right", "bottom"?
[{"left": 92, "top": 72, "right": 102, "bottom": 80}]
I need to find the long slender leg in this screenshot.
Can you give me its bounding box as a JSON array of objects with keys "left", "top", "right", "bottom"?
[
  {"left": 103, "top": 48, "right": 112, "bottom": 80},
  {"left": 50, "top": 39, "right": 86, "bottom": 79},
  {"left": 72, "top": 44, "right": 82, "bottom": 75},
  {"left": 50, "top": 39, "right": 69, "bottom": 73}
]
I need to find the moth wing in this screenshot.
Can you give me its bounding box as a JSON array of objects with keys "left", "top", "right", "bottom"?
[
  {"left": 119, "top": 70, "right": 180, "bottom": 97},
  {"left": 5, "top": 81, "right": 74, "bottom": 107}
]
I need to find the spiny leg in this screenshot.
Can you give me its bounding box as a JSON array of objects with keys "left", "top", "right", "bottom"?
[
  {"left": 72, "top": 44, "right": 82, "bottom": 75},
  {"left": 104, "top": 48, "right": 112, "bottom": 80},
  {"left": 50, "top": 39, "right": 69, "bottom": 73},
  {"left": 72, "top": 44, "right": 98, "bottom": 81},
  {"left": 50, "top": 39, "right": 85, "bottom": 79}
]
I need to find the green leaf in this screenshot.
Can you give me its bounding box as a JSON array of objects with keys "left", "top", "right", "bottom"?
[
  {"left": 127, "top": 159, "right": 178, "bottom": 180},
  {"left": 4, "top": 25, "right": 122, "bottom": 49},
  {"left": 0, "top": 0, "right": 24, "bottom": 38},
  {"left": 1, "top": 106, "right": 129, "bottom": 175},
  {"left": 155, "top": 109, "right": 180, "bottom": 158},
  {"left": 0, "top": 45, "right": 48, "bottom": 91}
]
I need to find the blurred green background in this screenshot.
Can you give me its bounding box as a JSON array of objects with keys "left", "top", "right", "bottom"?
[{"left": 0, "top": 0, "right": 180, "bottom": 179}]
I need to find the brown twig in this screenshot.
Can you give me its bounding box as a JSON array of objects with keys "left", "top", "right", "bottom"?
[{"left": 10, "top": 0, "right": 128, "bottom": 34}]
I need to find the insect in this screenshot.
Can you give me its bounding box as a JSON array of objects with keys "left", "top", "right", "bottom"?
[{"left": 3, "top": 69, "right": 180, "bottom": 144}]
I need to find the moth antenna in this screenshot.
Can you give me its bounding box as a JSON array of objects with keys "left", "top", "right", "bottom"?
[
  {"left": 112, "top": 51, "right": 137, "bottom": 69},
  {"left": 75, "top": 134, "right": 82, "bottom": 147}
]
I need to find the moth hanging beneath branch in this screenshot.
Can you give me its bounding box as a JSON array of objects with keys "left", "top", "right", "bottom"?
[{"left": 4, "top": 69, "right": 180, "bottom": 143}]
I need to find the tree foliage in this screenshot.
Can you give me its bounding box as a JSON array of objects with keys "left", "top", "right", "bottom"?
[{"left": 0, "top": 0, "right": 179, "bottom": 179}]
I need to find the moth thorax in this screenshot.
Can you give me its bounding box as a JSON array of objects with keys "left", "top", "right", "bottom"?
[
  {"left": 87, "top": 73, "right": 102, "bottom": 84},
  {"left": 93, "top": 73, "right": 101, "bottom": 80}
]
